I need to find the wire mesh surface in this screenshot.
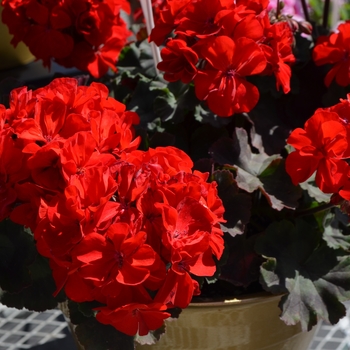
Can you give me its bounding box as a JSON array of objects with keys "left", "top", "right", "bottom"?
[
  {"left": 1, "top": 302, "right": 350, "bottom": 350},
  {"left": 308, "top": 304, "right": 350, "bottom": 350},
  {"left": 0, "top": 304, "right": 74, "bottom": 350}
]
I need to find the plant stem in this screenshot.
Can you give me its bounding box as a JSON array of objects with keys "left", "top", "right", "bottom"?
[
  {"left": 294, "top": 201, "right": 335, "bottom": 218},
  {"left": 300, "top": 0, "right": 310, "bottom": 22},
  {"left": 276, "top": 0, "right": 280, "bottom": 18},
  {"left": 322, "top": 0, "right": 330, "bottom": 28}
]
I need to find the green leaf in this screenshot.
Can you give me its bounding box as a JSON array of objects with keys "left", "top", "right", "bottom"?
[
  {"left": 154, "top": 83, "right": 201, "bottom": 125},
  {"left": 256, "top": 219, "right": 350, "bottom": 330},
  {"left": 153, "top": 89, "right": 177, "bottom": 122},
  {"left": 74, "top": 317, "right": 135, "bottom": 350},
  {"left": 117, "top": 45, "right": 142, "bottom": 69},
  {"left": 117, "top": 41, "right": 157, "bottom": 78},
  {"left": 126, "top": 76, "right": 163, "bottom": 125}
]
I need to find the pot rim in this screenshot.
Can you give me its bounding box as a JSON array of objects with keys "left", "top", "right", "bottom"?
[{"left": 189, "top": 292, "right": 284, "bottom": 308}]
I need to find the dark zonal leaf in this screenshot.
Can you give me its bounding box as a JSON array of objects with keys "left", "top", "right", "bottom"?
[
  {"left": 117, "top": 44, "right": 143, "bottom": 69},
  {"left": 194, "top": 103, "right": 232, "bottom": 128},
  {"left": 153, "top": 89, "right": 177, "bottom": 122},
  {"left": 300, "top": 176, "right": 331, "bottom": 203},
  {"left": 323, "top": 208, "right": 350, "bottom": 250},
  {"left": 68, "top": 300, "right": 91, "bottom": 325},
  {"left": 259, "top": 158, "right": 303, "bottom": 210},
  {"left": 135, "top": 324, "right": 166, "bottom": 346},
  {"left": 126, "top": 76, "right": 165, "bottom": 125},
  {"left": 154, "top": 83, "right": 198, "bottom": 125},
  {"left": 0, "top": 219, "right": 36, "bottom": 292},
  {"left": 74, "top": 317, "right": 135, "bottom": 350},
  {"left": 210, "top": 129, "right": 301, "bottom": 210},
  {"left": 213, "top": 170, "right": 252, "bottom": 236},
  {"left": 255, "top": 219, "right": 350, "bottom": 331},
  {"left": 0, "top": 77, "right": 26, "bottom": 108},
  {"left": 149, "top": 131, "right": 176, "bottom": 148},
  {"left": 191, "top": 125, "right": 228, "bottom": 162},
  {"left": 0, "top": 253, "right": 65, "bottom": 312},
  {"left": 219, "top": 233, "right": 263, "bottom": 287},
  {"left": 0, "top": 220, "right": 64, "bottom": 311},
  {"left": 209, "top": 136, "right": 240, "bottom": 166}
]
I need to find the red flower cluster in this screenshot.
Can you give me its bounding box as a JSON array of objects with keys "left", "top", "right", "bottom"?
[
  {"left": 0, "top": 78, "right": 225, "bottom": 336},
  {"left": 286, "top": 94, "right": 350, "bottom": 200},
  {"left": 313, "top": 20, "right": 350, "bottom": 87},
  {"left": 150, "top": 0, "right": 296, "bottom": 117},
  {"left": 1, "top": 0, "right": 131, "bottom": 78}
]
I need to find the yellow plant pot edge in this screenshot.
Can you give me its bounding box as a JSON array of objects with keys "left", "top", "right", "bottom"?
[{"left": 0, "top": 5, "right": 34, "bottom": 70}]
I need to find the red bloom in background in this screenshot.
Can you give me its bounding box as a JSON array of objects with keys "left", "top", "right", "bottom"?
[
  {"left": 286, "top": 111, "right": 349, "bottom": 193},
  {"left": 216, "top": 9, "right": 264, "bottom": 41},
  {"left": 150, "top": 0, "right": 297, "bottom": 118},
  {"left": 327, "top": 94, "right": 350, "bottom": 132},
  {"left": 313, "top": 21, "right": 350, "bottom": 87},
  {"left": 195, "top": 36, "right": 267, "bottom": 116},
  {"left": 174, "top": 0, "right": 230, "bottom": 38},
  {"left": 21, "top": 0, "right": 74, "bottom": 67},
  {"left": 149, "top": 0, "right": 192, "bottom": 45},
  {"left": 261, "top": 21, "right": 295, "bottom": 94},
  {"left": 1, "top": 0, "right": 131, "bottom": 77},
  {"left": 157, "top": 39, "right": 198, "bottom": 83}
]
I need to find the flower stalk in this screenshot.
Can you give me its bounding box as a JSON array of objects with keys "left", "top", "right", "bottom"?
[
  {"left": 300, "top": 0, "right": 310, "bottom": 23},
  {"left": 323, "top": 0, "right": 331, "bottom": 28},
  {"left": 294, "top": 202, "right": 336, "bottom": 218}
]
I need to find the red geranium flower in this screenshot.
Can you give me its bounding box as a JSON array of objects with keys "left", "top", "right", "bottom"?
[
  {"left": 286, "top": 111, "right": 349, "bottom": 193},
  {"left": 96, "top": 303, "right": 170, "bottom": 336},
  {"left": 261, "top": 21, "right": 295, "bottom": 94},
  {"left": 157, "top": 39, "right": 198, "bottom": 83},
  {"left": 194, "top": 36, "right": 267, "bottom": 116},
  {"left": 313, "top": 21, "right": 350, "bottom": 87},
  {"left": 74, "top": 223, "right": 157, "bottom": 287}
]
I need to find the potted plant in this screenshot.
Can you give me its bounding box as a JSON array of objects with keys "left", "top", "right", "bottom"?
[{"left": 1, "top": 0, "right": 350, "bottom": 349}]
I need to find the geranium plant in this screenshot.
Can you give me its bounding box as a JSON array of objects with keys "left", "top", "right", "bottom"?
[{"left": 2, "top": 0, "right": 350, "bottom": 349}]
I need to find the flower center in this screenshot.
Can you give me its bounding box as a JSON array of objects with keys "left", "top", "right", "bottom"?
[{"left": 114, "top": 251, "right": 123, "bottom": 268}]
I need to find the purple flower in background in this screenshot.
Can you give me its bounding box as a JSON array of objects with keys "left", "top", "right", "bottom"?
[{"left": 268, "top": 0, "right": 306, "bottom": 20}]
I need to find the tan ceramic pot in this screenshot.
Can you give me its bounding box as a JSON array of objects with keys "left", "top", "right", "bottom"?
[
  {"left": 0, "top": 5, "right": 34, "bottom": 70},
  {"left": 135, "top": 293, "right": 317, "bottom": 350}
]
